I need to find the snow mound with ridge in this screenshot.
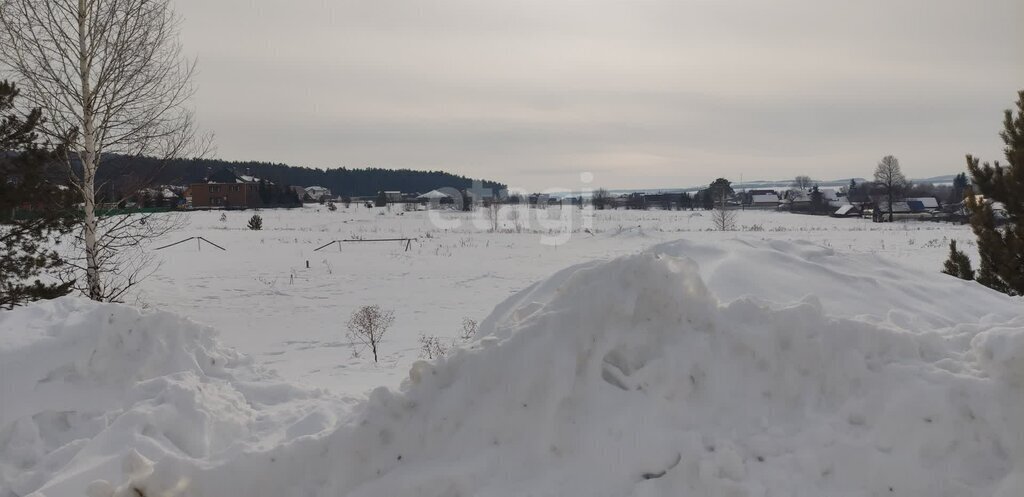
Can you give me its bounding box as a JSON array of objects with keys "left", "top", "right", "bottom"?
[
  {"left": 0, "top": 299, "right": 338, "bottom": 497},
  {"left": 4, "top": 239, "right": 1023, "bottom": 497}
]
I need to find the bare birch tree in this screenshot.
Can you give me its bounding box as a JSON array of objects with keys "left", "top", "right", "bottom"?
[
  {"left": 0, "top": 0, "right": 203, "bottom": 301},
  {"left": 873, "top": 155, "right": 907, "bottom": 222}
]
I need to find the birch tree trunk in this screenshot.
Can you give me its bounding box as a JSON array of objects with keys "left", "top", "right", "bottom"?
[
  {"left": 77, "top": 0, "right": 102, "bottom": 299},
  {"left": 1, "top": 0, "right": 204, "bottom": 301}
]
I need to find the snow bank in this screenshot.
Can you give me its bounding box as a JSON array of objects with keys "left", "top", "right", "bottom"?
[
  {"left": 5, "top": 240, "right": 1023, "bottom": 496},
  {"left": 0, "top": 299, "right": 337, "bottom": 497},
  {"left": 174, "top": 241, "right": 1024, "bottom": 496}
]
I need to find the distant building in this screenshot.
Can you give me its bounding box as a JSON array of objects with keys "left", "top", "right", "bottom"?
[
  {"left": 189, "top": 170, "right": 261, "bottom": 208},
  {"left": 832, "top": 204, "right": 861, "bottom": 218},
  {"left": 749, "top": 193, "right": 780, "bottom": 207},
  {"left": 642, "top": 193, "right": 678, "bottom": 209},
  {"left": 876, "top": 201, "right": 913, "bottom": 215},
  {"left": 305, "top": 186, "right": 332, "bottom": 202},
  {"left": 135, "top": 186, "right": 184, "bottom": 208},
  {"left": 290, "top": 186, "right": 313, "bottom": 202},
  {"left": 906, "top": 197, "right": 940, "bottom": 211},
  {"left": 416, "top": 190, "right": 453, "bottom": 207}
]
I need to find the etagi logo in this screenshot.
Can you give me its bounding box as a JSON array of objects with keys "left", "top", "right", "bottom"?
[{"left": 426, "top": 172, "right": 595, "bottom": 246}]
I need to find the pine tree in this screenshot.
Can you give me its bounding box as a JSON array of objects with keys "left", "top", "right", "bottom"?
[
  {"left": 951, "top": 173, "right": 969, "bottom": 204},
  {"left": 247, "top": 214, "right": 263, "bottom": 231},
  {"left": 1, "top": 81, "right": 77, "bottom": 309},
  {"left": 965, "top": 90, "right": 1024, "bottom": 296},
  {"left": 708, "top": 178, "right": 734, "bottom": 201},
  {"left": 941, "top": 241, "right": 975, "bottom": 281},
  {"left": 679, "top": 192, "right": 692, "bottom": 210},
  {"left": 810, "top": 185, "right": 824, "bottom": 214}
]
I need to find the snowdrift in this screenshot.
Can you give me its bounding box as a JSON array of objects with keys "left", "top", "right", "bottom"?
[
  {"left": 0, "top": 299, "right": 338, "bottom": 497},
  {"left": 4, "top": 240, "right": 1023, "bottom": 496}
]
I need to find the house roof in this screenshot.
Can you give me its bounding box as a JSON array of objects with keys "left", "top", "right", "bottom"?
[
  {"left": 907, "top": 197, "right": 939, "bottom": 209},
  {"left": 879, "top": 201, "right": 913, "bottom": 213},
  {"left": 751, "top": 194, "right": 779, "bottom": 203},
  {"left": 417, "top": 189, "right": 451, "bottom": 199},
  {"left": 205, "top": 169, "right": 265, "bottom": 184},
  {"left": 833, "top": 204, "right": 857, "bottom": 216}
]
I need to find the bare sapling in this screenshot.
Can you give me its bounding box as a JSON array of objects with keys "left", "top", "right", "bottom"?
[{"left": 347, "top": 305, "right": 395, "bottom": 363}]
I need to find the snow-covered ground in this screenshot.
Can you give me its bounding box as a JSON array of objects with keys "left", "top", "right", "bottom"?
[
  {"left": 3, "top": 206, "right": 1022, "bottom": 497},
  {"left": 142, "top": 206, "right": 981, "bottom": 393}
]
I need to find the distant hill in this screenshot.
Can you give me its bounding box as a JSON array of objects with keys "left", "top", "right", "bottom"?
[
  {"left": 911, "top": 174, "right": 957, "bottom": 185},
  {"left": 95, "top": 156, "right": 506, "bottom": 198}
]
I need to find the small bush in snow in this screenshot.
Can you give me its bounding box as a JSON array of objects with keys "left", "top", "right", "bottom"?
[
  {"left": 418, "top": 334, "right": 449, "bottom": 359},
  {"left": 219, "top": 213, "right": 227, "bottom": 223},
  {"left": 327, "top": 201, "right": 337, "bottom": 211},
  {"left": 460, "top": 317, "right": 478, "bottom": 341},
  {"left": 347, "top": 305, "right": 395, "bottom": 363},
  {"left": 247, "top": 214, "right": 263, "bottom": 230}
]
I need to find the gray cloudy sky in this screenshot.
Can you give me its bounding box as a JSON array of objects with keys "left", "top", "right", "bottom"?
[{"left": 175, "top": 0, "right": 1022, "bottom": 190}]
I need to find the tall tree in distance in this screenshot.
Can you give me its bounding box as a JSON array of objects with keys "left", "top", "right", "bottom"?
[
  {"left": 791, "top": 175, "right": 814, "bottom": 192},
  {"left": 0, "top": 0, "right": 202, "bottom": 301},
  {"left": 0, "top": 81, "right": 77, "bottom": 309},
  {"left": 951, "top": 172, "right": 970, "bottom": 204},
  {"left": 591, "top": 188, "right": 611, "bottom": 210},
  {"left": 809, "top": 184, "right": 824, "bottom": 214},
  {"left": 873, "top": 155, "right": 907, "bottom": 222},
  {"left": 679, "top": 192, "right": 692, "bottom": 210},
  {"left": 708, "top": 178, "right": 734, "bottom": 201},
  {"left": 965, "top": 90, "right": 1024, "bottom": 295}
]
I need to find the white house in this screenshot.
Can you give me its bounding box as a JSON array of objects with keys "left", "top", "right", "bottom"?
[
  {"left": 305, "top": 186, "right": 332, "bottom": 201},
  {"left": 416, "top": 190, "right": 451, "bottom": 200}
]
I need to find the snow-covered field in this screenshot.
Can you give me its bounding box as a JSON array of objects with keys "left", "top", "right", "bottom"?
[
  {"left": 143, "top": 207, "right": 982, "bottom": 392},
  {"left": 3, "top": 206, "right": 1022, "bottom": 497}
]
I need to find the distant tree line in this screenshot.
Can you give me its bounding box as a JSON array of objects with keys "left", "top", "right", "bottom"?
[{"left": 86, "top": 155, "right": 506, "bottom": 199}]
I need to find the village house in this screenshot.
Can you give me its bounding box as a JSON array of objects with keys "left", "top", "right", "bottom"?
[
  {"left": 305, "top": 186, "right": 332, "bottom": 202},
  {"left": 189, "top": 169, "right": 262, "bottom": 209},
  {"left": 289, "top": 186, "right": 313, "bottom": 202},
  {"left": 906, "top": 197, "right": 940, "bottom": 212},
  {"left": 749, "top": 193, "right": 780, "bottom": 208}
]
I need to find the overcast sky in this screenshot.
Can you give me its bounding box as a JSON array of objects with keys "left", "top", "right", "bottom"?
[{"left": 175, "top": 0, "right": 1022, "bottom": 190}]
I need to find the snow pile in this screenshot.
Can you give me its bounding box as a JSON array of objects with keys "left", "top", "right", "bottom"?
[
  {"left": 5, "top": 240, "right": 1024, "bottom": 496},
  {"left": 0, "top": 299, "right": 337, "bottom": 497},
  {"left": 174, "top": 240, "right": 1024, "bottom": 496}
]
